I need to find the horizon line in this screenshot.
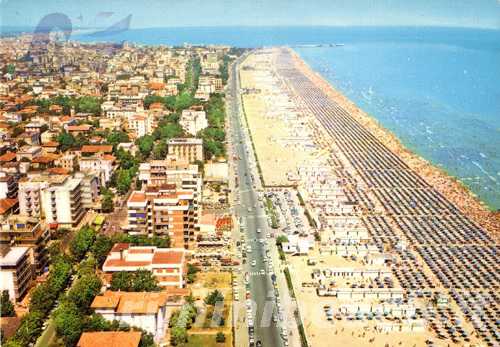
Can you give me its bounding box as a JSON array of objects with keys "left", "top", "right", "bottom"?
[{"left": 2, "top": 23, "right": 500, "bottom": 31}]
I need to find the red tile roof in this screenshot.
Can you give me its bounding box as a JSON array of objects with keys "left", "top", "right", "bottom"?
[
  {"left": 0, "top": 198, "right": 18, "bottom": 214},
  {"left": 152, "top": 251, "right": 184, "bottom": 265},
  {"left": 77, "top": 331, "right": 141, "bottom": 347},
  {"left": 110, "top": 243, "right": 130, "bottom": 252},
  {"left": 81, "top": 145, "right": 113, "bottom": 153},
  {"left": 0, "top": 152, "right": 16, "bottom": 162},
  {"left": 47, "top": 167, "right": 70, "bottom": 175},
  {"left": 67, "top": 124, "right": 92, "bottom": 132}
]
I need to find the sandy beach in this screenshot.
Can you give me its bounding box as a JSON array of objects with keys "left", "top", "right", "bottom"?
[{"left": 239, "top": 53, "right": 317, "bottom": 186}]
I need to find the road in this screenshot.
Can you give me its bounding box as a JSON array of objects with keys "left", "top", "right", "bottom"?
[{"left": 227, "top": 55, "right": 284, "bottom": 347}]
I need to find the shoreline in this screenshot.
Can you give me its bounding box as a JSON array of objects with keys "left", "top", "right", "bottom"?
[{"left": 288, "top": 47, "right": 500, "bottom": 237}]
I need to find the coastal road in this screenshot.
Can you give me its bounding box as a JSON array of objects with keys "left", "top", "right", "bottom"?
[{"left": 228, "top": 55, "right": 283, "bottom": 347}]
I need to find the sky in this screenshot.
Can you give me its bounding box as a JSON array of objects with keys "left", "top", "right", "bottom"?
[{"left": 1, "top": 0, "right": 499, "bottom": 30}]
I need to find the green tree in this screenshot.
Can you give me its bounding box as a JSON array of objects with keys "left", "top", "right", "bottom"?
[
  {"left": 144, "top": 95, "right": 165, "bottom": 109},
  {"left": 101, "top": 193, "right": 114, "bottom": 213},
  {"left": 110, "top": 270, "right": 159, "bottom": 292},
  {"left": 186, "top": 264, "right": 200, "bottom": 284},
  {"left": 204, "top": 290, "right": 224, "bottom": 306},
  {"left": 84, "top": 313, "right": 112, "bottom": 331},
  {"left": 76, "top": 96, "right": 101, "bottom": 115},
  {"left": 77, "top": 256, "right": 97, "bottom": 277},
  {"left": 164, "top": 96, "right": 177, "bottom": 111},
  {"left": 53, "top": 301, "right": 85, "bottom": 347},
  {"left": 116, "top": 148, "right": 137, "bottom": 170},
  {"left": 216, "top": 331, "right": 226, "bottom": 343},
  {"left": 276, "top": 235, "right": 289, "bottom": 247},
  {"left": 152, "top": 140, "right": 168, "bottom": 159},
  {"left": 110, "top": 271, "right": 132, "bottom": 291},
  {"left": 106, "top": 130, "right": 129, "bottom": 146},
  {"left": 91, "top": 235, "right": 114, "bottom": 266},
  {"left": 0, "top": 291, "right": 15, "bottom": 317},
  {"left": 139, "top": 332, "right": 155, "bottom": 347},
  {"left": 136, "top": 135, "right": 154, "bottom": 158},
  {"left": 70, "top": 226, "right": 97, "bottom": 260},
  {"left": 153, "top": 123, "right": 183, "bottom": 141},
  {"left": 170, "top": 326, "right": 188, "bottom": 346},
  {"left": 131, "top": 270, "right": 160, "bottom": 292},
  {"left": 56, "top": 131, "right": 77, "bottom": 151},
  {"left": 175, "top": 91, "right": 196, "bottom": 111},
  {"left": 6, "top": 64, "right": 15, "bottom": 75},
  {"left": 12, "top": 310, "right": 44, "bottom": 346},
  {"left": 67, "top": 274, "right": 102, "bottom": 312},
  {"left": 116, "top": 169, "right": 132, "bottom": 195}
]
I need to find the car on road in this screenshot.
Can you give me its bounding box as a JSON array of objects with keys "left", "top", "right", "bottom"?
[
  {"left": 251, "top": 260, "right": 256, "bottom": 266},
  {"left": 248, "top": 207, "right": 252, "bottom": 212},
  {"left": 256, "top": 228, "right": 261, "bottom": 233}
]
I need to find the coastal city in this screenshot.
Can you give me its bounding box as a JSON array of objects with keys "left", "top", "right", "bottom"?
[{"left": 0, "top": 16, "right": 499, "bottom": 347}]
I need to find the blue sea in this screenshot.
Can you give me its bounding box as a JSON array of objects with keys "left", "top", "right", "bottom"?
[{"left": 56, "top": 26, "right": 500, "bottom": 210}]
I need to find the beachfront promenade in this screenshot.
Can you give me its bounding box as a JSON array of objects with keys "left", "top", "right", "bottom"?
[{"left": 270, "top": 48, "right": 498, "bottom": 345}]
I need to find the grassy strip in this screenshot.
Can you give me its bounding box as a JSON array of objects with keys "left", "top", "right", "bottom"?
[
  {"left": 278, "top": 245, "right": 286, "bottom": 261},
  {"left": 264, "top": 197, "right": 279, "bottom": 229},
  {"left": 297, "top": 191, "right": 317, "bottom": 229},
  {"left": 283, "top": 267, "right": 295, "bottom": 298},
  {"left": 296, "top": 319, "right": 309, "bottom": 347}
]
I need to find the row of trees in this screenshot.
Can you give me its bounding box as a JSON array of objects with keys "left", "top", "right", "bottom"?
[
  {"left": 199, "top": 93, "right": 226, "bottom": 159},
  {"left": 30, "top": 95, "right": 102, "bottom": 115}
]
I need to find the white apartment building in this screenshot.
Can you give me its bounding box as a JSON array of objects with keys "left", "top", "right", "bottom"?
[
  {"left": 79, "top": 154, "right": 115, "bottom": 184},
  {"left": 179, "top": 108, "right": 208, "bottom": 136},
  {"left": 167, "top": 138, "right": 203, "bottom": 163},
  {"left": 0, "top": 246, "right": 33, "bottom": 301},
  {"left": 128, "top": 114, "right": 153, "bottom": 137},
  {"left": 138, "top": 156, "right": 201, "bottom": 192},
  {"left": 40, "top": 176, "right": 85, "bottom": 228},
  {"left": 18, "top": 177, "right": 48, "bottom": 218}
]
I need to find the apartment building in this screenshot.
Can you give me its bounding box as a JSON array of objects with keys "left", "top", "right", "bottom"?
[
  {"left": 138, "top": 155, "right": 201, "bottom": 191},
  {"left": 0, "top": 246, "right": 33, "bottom": 301},
  {"left": 74, "top": 172, "right": 100, "bottom": 210},
  {"left": 0, "top": 217, "right": 50, "bottom": 274},
  {"left": 179, "top": 107, "right": 208, "bottom": 136},
  {"left": 127, "top": 185, "right": 199, "bottom": 247},
  {"left": 167, "top": 138, "right": 203, "bottom": 163},
  {"left": 79, "top": 153, "right": 115, "bottom": 184},
  {"left": 128, "top": 114, "right": 153, "bottom": 137},
  {"left": 40, "top": 176, "right": 85, "bottom": 228},
  {"left": 18, "top": 176, "right": 48, "bottom": 218},
  {"left": 102, "top": 243, "right": 187, "bottom": 288},
  {"left": 0, "top": 173, "right": 18, "bottom": 199},
  {"left": 55, "top": 153, "right": 78, "bottom": 172}
]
